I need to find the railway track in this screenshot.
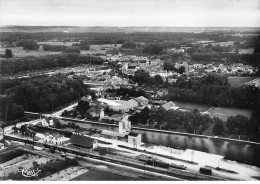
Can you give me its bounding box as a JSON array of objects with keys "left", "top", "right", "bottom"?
[{"left": 4, "top": 134, "right": 229, "bottom": 181}]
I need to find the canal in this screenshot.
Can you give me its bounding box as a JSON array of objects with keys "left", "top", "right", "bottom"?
[{"left": 60, "top": 119, "right": 260, "bottom": 167}]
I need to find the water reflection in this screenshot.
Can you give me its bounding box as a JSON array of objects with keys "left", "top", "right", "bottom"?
[{"left": 63, "top": 120, "right": 260, "bottom": 166}]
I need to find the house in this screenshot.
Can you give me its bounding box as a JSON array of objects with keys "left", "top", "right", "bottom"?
[
  {"left": 112, "top": 99, "right": 139, "bottom": 113},
  {"left": 107, "top": 92, "right": 122, "bottom": 100},
  {"left": 87, "top": 106, "right": 104, "bottom": 119},
  {"left": 134, "top": 96, "right": 148, "bottom": 106},
  {"left": 161, "top": 101, "right": 179, "bottom": 111},
  {"left": 128, "top": 132, "right": 142, "bottom": 148},
  {"left": 69, "top": 134, "right": 98, "bottom": 149},
  {"left": 41, "top": 118, "right": 54, "bottom": 127},
  {"left": 246, "top": 78, "right": 260, "bottom": 88},
  {"left": 43, "top": 132, "right": 64, "bottom": 145}
]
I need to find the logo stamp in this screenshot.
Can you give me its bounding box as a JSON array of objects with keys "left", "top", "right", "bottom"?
[{"left": 18, "top": 167, "right": 41, "bottom": 177}]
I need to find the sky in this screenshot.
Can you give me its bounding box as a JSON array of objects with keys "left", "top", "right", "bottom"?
[{"left": 0, "top": 0, "right": 260, "bottom": 27}]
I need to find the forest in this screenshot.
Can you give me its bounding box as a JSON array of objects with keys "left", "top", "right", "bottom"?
[
  {"left": 0, "top": 74, "right": 91, "bottom": 122},
  {"left": 132, "top": 70, "right": 260, "bottom": 110}
]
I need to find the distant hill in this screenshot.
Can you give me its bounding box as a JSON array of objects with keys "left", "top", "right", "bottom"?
[{"left": 0, "top": 26, "right": 259, "bottom": 33}]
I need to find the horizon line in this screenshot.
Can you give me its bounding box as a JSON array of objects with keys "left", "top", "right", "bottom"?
[{"left": 1, "top": 25, "right": 260, "bottom": 28}]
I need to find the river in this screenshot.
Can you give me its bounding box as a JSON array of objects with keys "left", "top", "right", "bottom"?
[{"left": 60, "top": 119, "right": 260, "bottom": 167}]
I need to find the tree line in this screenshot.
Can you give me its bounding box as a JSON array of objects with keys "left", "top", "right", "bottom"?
[
  {"left": 0, "top": 53, "right": 106, "bottom": 75},
  {"left": 129, "top": 106, "right": 260, "bottom": 142},
  {"left": 165, "top": 74, "right": 259, "bottom": 109}
]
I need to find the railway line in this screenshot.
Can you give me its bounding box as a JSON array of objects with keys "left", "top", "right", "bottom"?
[{"left": 3, "top": 134, "right": 229, "bottom": 181}]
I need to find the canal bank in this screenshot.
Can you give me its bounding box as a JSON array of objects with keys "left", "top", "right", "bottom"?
[{"left": 59, "top": 117, "right": 260, "bottom": 167}]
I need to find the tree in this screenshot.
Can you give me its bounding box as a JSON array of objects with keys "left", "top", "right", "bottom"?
[
  {"left": 143, "top": 44, "right": 163, "bottom": 55},
  {"left": 178, "top": 66, "right": 185, "bottom": 74},
  {"left": 121, "top": 41, "right": 136, "bottom": 49},
  {"left": 63, "top": 46, "right": 81, "bottom": 54},
  {"left": 152, "top": 75, "right": 164, "bottom": 86},
  {"left": 212, "top": 119, "right": 225, "bottom": 135},
  {"left": 5, "top": 49, "right": 13, "bottom": 58},
  {"left": 133, "top": 69, "right": 150, "bottom": 85}
]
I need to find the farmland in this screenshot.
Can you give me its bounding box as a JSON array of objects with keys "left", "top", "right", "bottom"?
[
  {"left": 0, "top": 44, "right": 122, "bottom": 57},
  {"left": 0, "top": 47, "right": 61, "bottom": 57},
  {"left": 228, "top": 76, "right": 256, "bottom": 87}
]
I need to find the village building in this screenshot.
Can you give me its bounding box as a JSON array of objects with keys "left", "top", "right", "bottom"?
[
  {"left": 69, "top": 134, "right": 98, "bottom": 149},
  {"left": 134, "top": 96, "right": 149, "bottom": 106},
  {"left": 41, "top": 118, "right": 54, "bottom": 127},
  {"left": 87, "top": 106, "right": 104, "bottom": 119},
  {"left": 43, "top": 132, "right": 64, "bottom": 145},
  {"left": 161, "top": 101, "right": 180, "bottom": 111},
  {"left": 246, "top": 78, "right": 260, "bottom": 88},
  {"left": 128, "top": 132, "right": 142, "bottom": 148},
  {"left": 106, "top": 92, "right": 122, "bottom": 100},
  {"left": 112, "top": 99, "right": 139, "bottom": 113}
]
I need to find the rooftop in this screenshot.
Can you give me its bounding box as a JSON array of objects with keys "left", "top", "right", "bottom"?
[
  {"left": 128, "top": 132, "right": 140, "bottom": 137},
  {"left": 69, "top": 134, "right": 96, "bottom": 148},
  {"left": 101, "top": 130, "right": 126, "bottom": 138}
]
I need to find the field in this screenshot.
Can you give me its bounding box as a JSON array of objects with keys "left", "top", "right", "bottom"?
[
  {"left": 228, "top": 76, "right": 255, "bottom": 87},
  {"left": 0, "top": 47, "right": 61, "bottom": 57},
  {"left": 238, "top": 48, "right": 254, "bottom": 54},
  {"left": 0, "top": 43, "right": 122, "bottom": 57},
  {"left": 81, "top": 44, "right": 122, "bottom": 55},
  {"left": 212, "top": 41, "right": 234, "bottom": 47},
  {"left": 37, "top": 41, "right": 80, "bottom": 46},
  {"left": 173, "top": 101, "right": 211, "bottom": 112},
  {"left": 203, "top": 107, "right": 253, "bottom": 121}
]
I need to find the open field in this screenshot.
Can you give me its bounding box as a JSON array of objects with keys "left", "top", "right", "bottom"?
[
  {"left": 81, "top": 44, "right": 122, "bottom": 55},
  {"left": 238, "top": 48, "right": 254, "bottom": 54},
  {"left": 0, "top": 47, "right": 61, "bottom": 57},
  {"left": 211, "top": 41, "right": 234, "bottom": 47},
  {"left": 203, "top": 107, "right": 253, "bottom": 121},
  {"left": 37, "top": 41, "right": 80, "bottom": 46},
  {"left": 173, "top": 101, "right": 211, "bottom": 112},
  {"left": 0, "top": 43, "right": 122, "bottom": 56},
  {"left": 228, "top": 76, "right": 256, "bottom": 87}
]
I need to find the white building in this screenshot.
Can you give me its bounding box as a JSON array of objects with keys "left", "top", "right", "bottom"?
[
  {"left": 119, "top": 115, "right": 131, "bottom": 134},
  {"left": 128, "top": 132, "right": 142, "bottom": 148},
  {"left": 43, "top": 133, "right": 64, "bottom": 145},
  {"left": 41, "top": 118, "right": 54, "bottom": 127}
]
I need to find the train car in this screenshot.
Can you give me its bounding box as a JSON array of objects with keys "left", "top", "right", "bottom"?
[
  {"left": 154, "top": 160, "right": 169, "bottom": 169},
  {"left": 170, "top": 163, "right": 187, "bottom": 170},
  {"left": 199, "top": 167, "right": 212, "bottom": 175},
  {"left": 146, "top": 159, "right": 154, "bottom": 166}
]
